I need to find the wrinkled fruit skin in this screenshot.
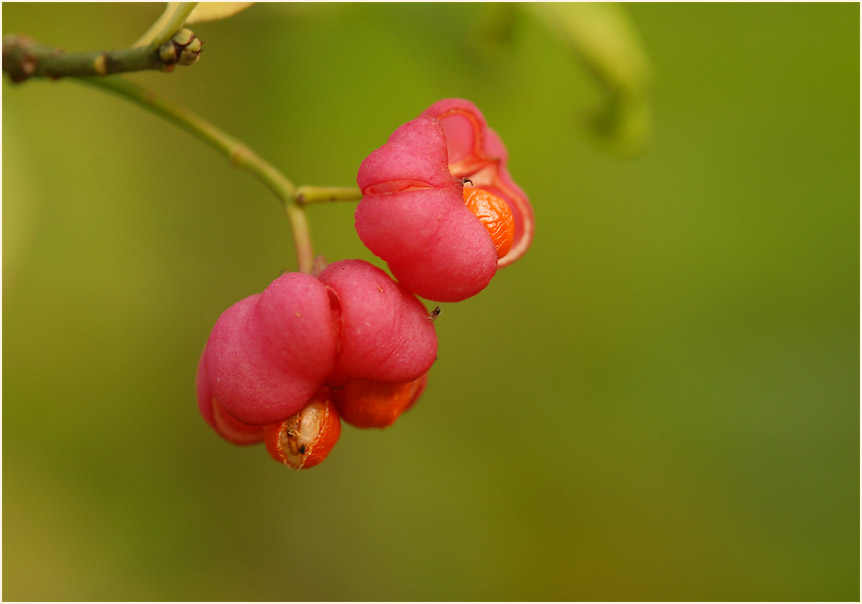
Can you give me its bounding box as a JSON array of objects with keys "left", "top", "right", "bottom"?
[
  {"left": 463, "top": 187, "right": 515, "bottom": 259},
  {"left": 356, "top": 98, "right": 534, "bottom": 302},
  {"left": 196, "top": 259, "right": 438, "bottom": 457}
]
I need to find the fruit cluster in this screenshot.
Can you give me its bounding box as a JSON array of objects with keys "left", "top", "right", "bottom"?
[{"left": 196, "top": 99, "right": 533, "bottom": 469}]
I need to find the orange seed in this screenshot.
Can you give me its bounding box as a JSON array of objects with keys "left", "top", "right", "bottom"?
[
  {"left": 263, "top": 395, "right": 342, "bottom": 469},
  {"left": 333, "top": 374, "right": 427, "bottom": 429},
  {"left": 463, "top": 187, "right": 515, "bottom": 259}
]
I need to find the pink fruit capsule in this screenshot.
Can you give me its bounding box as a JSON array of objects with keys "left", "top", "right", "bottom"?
[{"left": 355, "top": 98, "right": 533, "bottom": 302}]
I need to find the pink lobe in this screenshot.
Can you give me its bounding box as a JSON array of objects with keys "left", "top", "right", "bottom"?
[
  {"left": 355, "top": 187, "right": 498, "bottom": 302},
  {"left": 358, "top": 117, "right": 454, "bottom": 194},
  {"left": 196, "top": 354, "right": 264, "bottom": 444},
  {"left": 319, "top": 259, "right": 438, "bottom": 383},
  {"left": 422, "top": 98, "right": 490, "bottom": 167},
  {"left": 203, "top": 275, "right": 337, "bottom": 425}
]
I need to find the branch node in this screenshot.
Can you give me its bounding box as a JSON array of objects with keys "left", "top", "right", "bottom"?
[
  {"left": 230, "top": 143, "right": 252, "bottom": 167},
  {"left": 94, "top": 53, "right": 108, "bottom": 75},
  {"left": 3, "top": 34, "right": 37, "bottom": 83}
]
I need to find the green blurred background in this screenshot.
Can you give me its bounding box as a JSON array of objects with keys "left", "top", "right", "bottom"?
[{"left": 3, "top": 3, "right": 859, "bottom": 601}]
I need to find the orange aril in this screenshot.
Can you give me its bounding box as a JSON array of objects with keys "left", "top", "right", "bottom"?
[
  {"left": 263, "top": 395, "right": 342, "bottom": 469},
  {"left": 463, "top": 187, "right": 515, "bottom": 259},
  {"left": 332, "top": 374, "right": 427, "bottom": 429}
]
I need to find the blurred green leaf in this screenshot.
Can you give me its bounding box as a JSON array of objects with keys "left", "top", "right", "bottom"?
[
  {"left": 529, "top": 2, "right": 653, "bottom": 156},
  {"left": 132, "top": 2, "right": 253, "bottom": 48},
  {"left": 185, "top": 1, "right": 254, "bottom": 24}
]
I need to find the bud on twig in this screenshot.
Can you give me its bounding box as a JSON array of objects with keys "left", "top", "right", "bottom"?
[
  {"left": 158, "top": 29, "right": 203, "bottom": 70},
  {"left": 2, "top": 28, "right": 203, "bottom": 83}
]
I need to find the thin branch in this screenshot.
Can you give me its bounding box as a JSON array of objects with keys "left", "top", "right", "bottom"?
[
  {"left": 134, "top": 2, "right": 199, "bottom": 48},
  {"left": 74, "top": 75, "right": 316, "bottom": 274},
  {"left": 2, "top": 29, "right": 201, "bottom": 82},
  {"left": 295, "top": 186, "right": 363, "bottom": 206}
]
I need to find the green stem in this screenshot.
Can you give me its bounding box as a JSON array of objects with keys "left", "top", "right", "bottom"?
[
  {"left": 2, "top": 38, "right": 155, "bottom": 81},
  {"left": 295, "top": 186, "right": 363, "bottom": 205},
  {"left": 135, "top": 2, "right": 199, "bottom": 48},
  {"left": 75, "top": 75, "right": 315, "bottom": 274}
]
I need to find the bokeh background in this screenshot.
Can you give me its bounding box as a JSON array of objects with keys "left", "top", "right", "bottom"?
[{"left": 3, "top": 3, "right": 859, "bottom": 601}]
